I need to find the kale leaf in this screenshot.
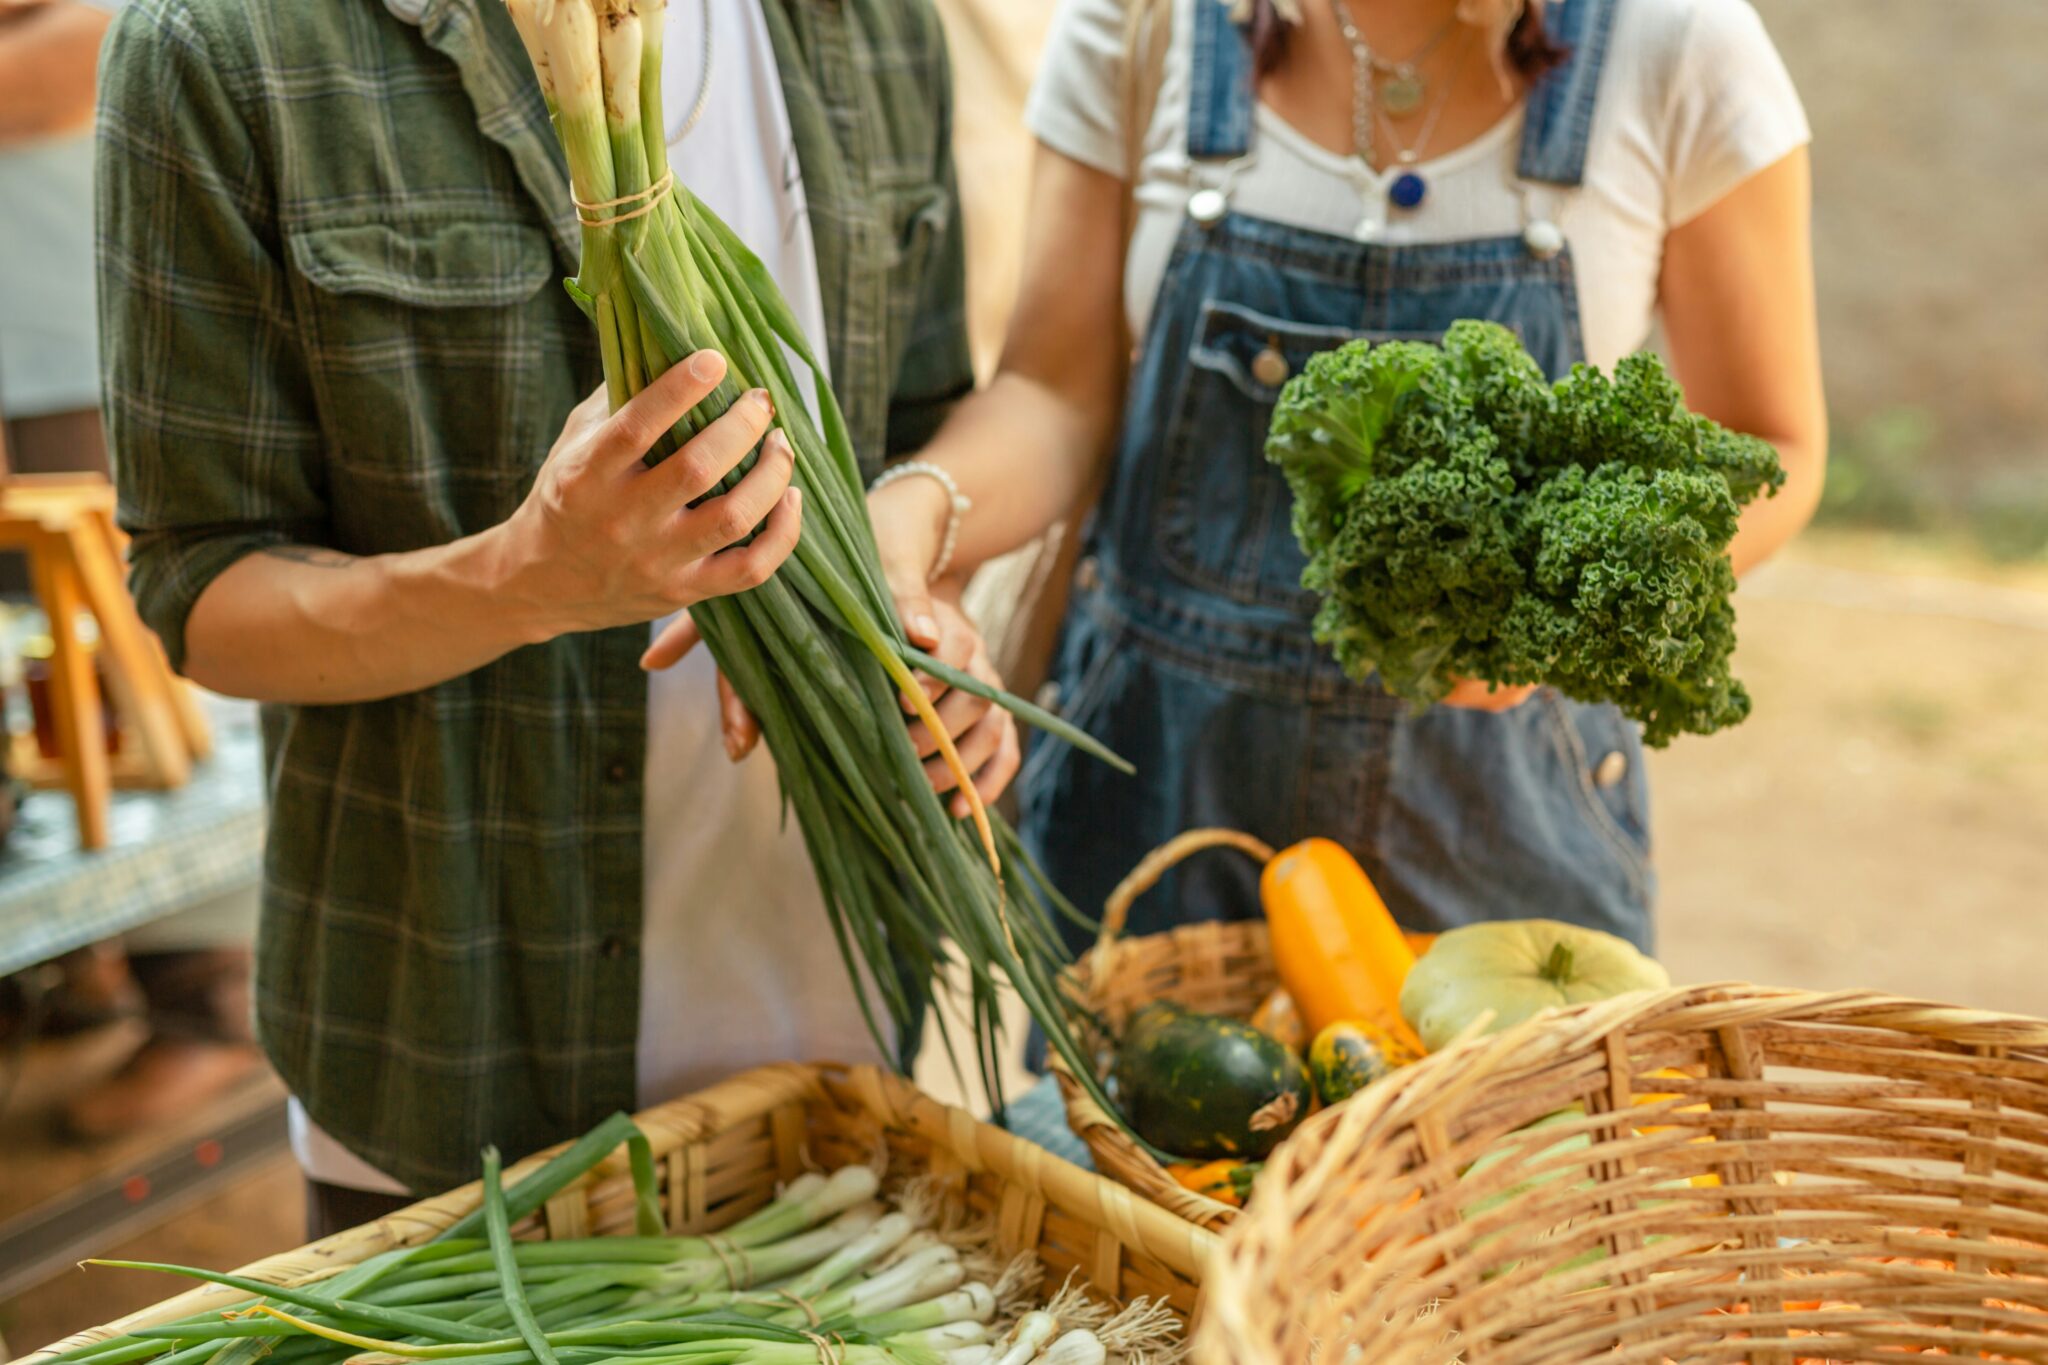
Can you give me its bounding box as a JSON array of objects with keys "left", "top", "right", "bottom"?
[{"left": 1267, "top": 320, "right": 1784, "bottom": 745}]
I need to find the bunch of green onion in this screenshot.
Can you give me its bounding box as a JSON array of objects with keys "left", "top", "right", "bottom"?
[
  {"left": 45, "top": 1117, "right": 1179, "bottom": 1365},
  {"left": 493, "top": 0, "right": 1129, "bottom": 1122}
]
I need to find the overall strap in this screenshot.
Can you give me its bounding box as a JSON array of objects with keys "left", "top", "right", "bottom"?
[
  {"left": 1517, "top": 0, "right": 1624, "bottom": 186},
  {"left": 1187, "top": 0, "right": 1256, "bottom": 160}
]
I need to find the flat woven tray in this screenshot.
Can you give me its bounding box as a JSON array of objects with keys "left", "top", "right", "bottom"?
[{"left": 27, "top": 1063, "right": 1218, "bottom": 1360}]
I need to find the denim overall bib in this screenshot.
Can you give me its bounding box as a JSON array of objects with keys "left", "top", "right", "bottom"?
[{"left": 1020, "top": 0, "right": 1655, "bottom": 960}]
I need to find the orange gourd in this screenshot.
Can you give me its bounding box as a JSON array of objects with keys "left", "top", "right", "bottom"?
[
  {"left": 1249, "top": 987, "right": 1310, "bottom": 1052},
  {"left": 1260, "top": 838, "right": 1425, "bottom": 1053}
]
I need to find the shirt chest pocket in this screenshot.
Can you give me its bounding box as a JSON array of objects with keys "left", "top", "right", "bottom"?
[
  {"left": 1154, "top": 301, "right": 1438, "bottom": 612},
  {"left": 287, "top": 220, "right": 574, "bottom": 545}
]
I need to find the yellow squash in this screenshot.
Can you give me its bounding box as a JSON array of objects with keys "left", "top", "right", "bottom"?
[{"left": 1260, "top": 838, "right": 1426, "bottom": 1054}]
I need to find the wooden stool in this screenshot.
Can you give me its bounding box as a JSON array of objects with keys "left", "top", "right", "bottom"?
[{"left": 1, "top": 424, "right": 209, "bottom": 849}]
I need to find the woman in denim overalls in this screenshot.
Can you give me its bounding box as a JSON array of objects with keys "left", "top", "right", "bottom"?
[{"left": 864, "top": 0, "right": 1825, "bottom": 966}]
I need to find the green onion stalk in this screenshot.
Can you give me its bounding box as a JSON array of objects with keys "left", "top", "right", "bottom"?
[
  {"left": 39, "top": 1123, "right": 1180, "bottom": 1365},
  {"left": 58, "top": 1153, "right": 1016, "bottom": 1365},
  {"left": 499, "top": 0, "right": 1136, "bottom": 1138}
]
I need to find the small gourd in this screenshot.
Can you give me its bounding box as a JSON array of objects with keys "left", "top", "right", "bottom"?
[{"left": 1307, "top": 1019, "right": 1417, "bottom": 1106}]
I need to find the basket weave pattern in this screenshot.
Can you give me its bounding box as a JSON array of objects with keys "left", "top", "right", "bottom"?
[
  {"left": 1195, "top": 984, "right": 2048, "bottom": 1365},
  {"left": 29, "top": 1064, "right": 1217, "bottom": 1361},
  {"left": 1051, "top": 830, "right": 1284, "bottom": 1231}
]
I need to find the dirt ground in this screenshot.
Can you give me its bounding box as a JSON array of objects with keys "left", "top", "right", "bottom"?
[{"left": 1650, "top": 531, "right": 2048, "bottom": 1017}]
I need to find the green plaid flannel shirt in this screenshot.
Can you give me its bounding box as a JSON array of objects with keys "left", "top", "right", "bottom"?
[{"left": 97, "top": 0, "right": 972, "bottom": 1194}]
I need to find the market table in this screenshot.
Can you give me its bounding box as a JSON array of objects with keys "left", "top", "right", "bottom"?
[{"left": 0, "top": 695, "right": 262, "bottom": 978}]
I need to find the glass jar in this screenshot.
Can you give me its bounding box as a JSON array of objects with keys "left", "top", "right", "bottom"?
[{"left": 20, "top": 633, "right": 124, "bottom": 761}]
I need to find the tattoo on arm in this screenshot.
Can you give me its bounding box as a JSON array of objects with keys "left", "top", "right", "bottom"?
[{"left": 260, "top": 544, "right": 357, "bottom": 570}]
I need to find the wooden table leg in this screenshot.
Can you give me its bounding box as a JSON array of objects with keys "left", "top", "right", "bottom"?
[
  {"left": 29, "top": 538, "right": 112, "bottom": 850},
  {"left": 68, "top": 520, "right": 192, "bottom": 788}
]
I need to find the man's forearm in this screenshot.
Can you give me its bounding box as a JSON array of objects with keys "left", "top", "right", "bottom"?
[
  {"left": 0, "top": 3, "right": 111, "bottom": 144},
  {"left": 182, "top": 528, "right": 564, "bottom": 705}
]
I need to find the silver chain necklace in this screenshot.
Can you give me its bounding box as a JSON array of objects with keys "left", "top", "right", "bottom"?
[
  {"left": 1329, "top": 0, "right": 1470, "bottom": 211},
  {"left": 1376, "top": 27, "right": 1472, "bottom": 170},
  {"left": 667, "top": 0, "right": 715, "bottom": 144},
  {"left": 1329, "top": 0, "right": 1457, "bottom": 119}
]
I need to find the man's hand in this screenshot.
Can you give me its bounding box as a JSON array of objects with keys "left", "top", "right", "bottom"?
[{"left": 500, "top": 351, "right": 802, "bottom": 641}]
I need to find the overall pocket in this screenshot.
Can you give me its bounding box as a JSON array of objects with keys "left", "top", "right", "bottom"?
[
  {"left": 1536, "top": 690, "right": 1653, "bottom": 888},
  {"left": 1154, "top": 301, "right": 1436, "bottom": 612}
]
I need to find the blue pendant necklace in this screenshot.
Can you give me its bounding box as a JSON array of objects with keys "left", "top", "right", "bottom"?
[{"left": 1330, "top": 0, "right": 1473, "bottom": 213}]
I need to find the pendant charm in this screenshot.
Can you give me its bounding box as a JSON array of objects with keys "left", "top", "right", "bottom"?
[
  {"left": 1389, "top": 172, "right": 1427, "bottom": 210},
  {"left": 1379, "top": 69, "right": 1425, "bottom": 116},
  {"left": 1523, "top": 218, "right": 1565, "bottom": 259},
  {"left": 1187, "top": 187, "right": 1229, "bottom": 227}
]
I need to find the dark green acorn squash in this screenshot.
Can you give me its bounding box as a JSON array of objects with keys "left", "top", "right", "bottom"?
[{"left": 1111, "top": 1002, "right": 1313, "bottom": 1160}]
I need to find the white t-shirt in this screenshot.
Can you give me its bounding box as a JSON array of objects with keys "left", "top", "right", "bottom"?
[
  {"left": 1023, "top": 0, "right": 1811, "bottom": 372},
  {"left": 291, "top": 0, "right": 886, "bottom": 1195}
]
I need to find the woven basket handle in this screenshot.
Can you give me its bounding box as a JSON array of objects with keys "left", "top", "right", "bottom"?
[{"left": 1096, "top": 828, "right": 1277, "bottom": 956}]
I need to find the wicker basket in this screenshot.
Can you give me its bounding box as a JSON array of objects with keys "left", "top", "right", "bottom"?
[
  {"left": 27, "top": 1063, "right": 1217, "bottom": 1361},
  {"left": 1050, "top": 828, "right": 1435, "bottom": 1232},
  {"left": 1194, "top": 983, "right": 2048, "bottom": 1365}
]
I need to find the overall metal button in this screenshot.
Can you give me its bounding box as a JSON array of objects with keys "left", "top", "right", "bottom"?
[
  {"left": 1524, "top": 219, "right": 1565, "bottom": 260},
  {"left": 1594, "top": 751, "right": 1629, "bottom": 788},
  {"left": 1251, "top": 346, "right": 1291, "bottom": 388},
  {"left": 1187, "top": 187, "right": 1228, "bottom": 226}
]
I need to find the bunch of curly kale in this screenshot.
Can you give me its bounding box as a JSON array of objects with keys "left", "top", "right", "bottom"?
[{"left": 1267, "top": 320, "right": 1784, "bottom": 746}]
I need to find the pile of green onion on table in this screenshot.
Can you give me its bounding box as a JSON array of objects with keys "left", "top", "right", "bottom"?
[
  {"left": 495, "top": 0, "right": 1131, "bottom": 1123},
  {"left": 46, "top": 1116, "right": 1180, "bottom": 1365}
]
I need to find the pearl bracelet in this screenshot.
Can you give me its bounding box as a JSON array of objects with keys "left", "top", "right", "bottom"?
[{"left": 870, "top": 459, "right": 972, "bottom": 581}]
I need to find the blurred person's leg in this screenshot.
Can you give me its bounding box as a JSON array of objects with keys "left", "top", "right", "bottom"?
[
  {"left": 64, "top": 890, "right": 263, "bottom": 1139},
  {"left": 15, "top": 941, "right": 144, "bottom": 1037}
]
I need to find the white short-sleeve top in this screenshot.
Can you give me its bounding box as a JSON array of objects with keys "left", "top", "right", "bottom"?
[{"left": 1023, "top": 0, "right": 1810, "bottom": 372}]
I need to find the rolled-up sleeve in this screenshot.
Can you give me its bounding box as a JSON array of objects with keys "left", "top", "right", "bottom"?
[{"left": 96, "top": 0, "right": 326, "bottom": 672}]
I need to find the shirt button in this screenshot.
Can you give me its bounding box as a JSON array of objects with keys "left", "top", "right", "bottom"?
[
  {"left": 606, "top": 758, "right": 630, "bottom": 784},
  {"left": 600, "top": 936, "right": 630, "bottom": 960},
  {"left": 1594, "top": 751, "right": 1629, "bottom": 789},
  {"left": 1075, "top": 556, "right": 1101, "bottom": 593}
]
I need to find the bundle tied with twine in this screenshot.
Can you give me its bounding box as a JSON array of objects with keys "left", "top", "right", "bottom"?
[{"left": 498, "top": 0, "right": 1136, "bottom": 1125}]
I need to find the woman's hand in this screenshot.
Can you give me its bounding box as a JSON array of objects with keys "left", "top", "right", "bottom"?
[
  {"left": 1441, "top": 678, "right": 1537, "bottom": 712},
  {"left": 895, "top": 584, "right": 1022, "bottom": 818},
  {"left": 866, "top": 475, "right": 1024, "bottom": 812},
  {"left": 866, "top": 473, "right": 952, "bottom": 608},
  {"left": 639, "top": 612, "right": 764, "bottom": 761},
  {"left": 643, "top": 512, "right": 1023, "bottom": 815}
]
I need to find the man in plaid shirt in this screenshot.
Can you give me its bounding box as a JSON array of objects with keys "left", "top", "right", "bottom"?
[{"left": 96, "top": 0, "right": 1010, "bottom": 1232}]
